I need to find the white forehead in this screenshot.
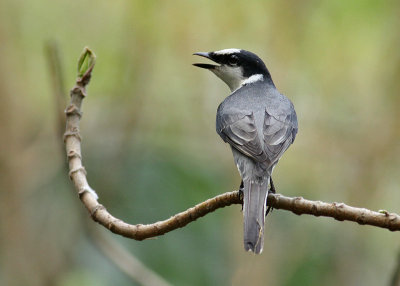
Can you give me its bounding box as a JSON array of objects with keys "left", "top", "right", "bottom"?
[{"left": 213, "top": 48, "right": 241, "bottom": 55}]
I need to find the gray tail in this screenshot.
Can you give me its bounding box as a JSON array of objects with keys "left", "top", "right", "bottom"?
[{"left": 243, "top": 178, "right": 268, "bottom": 254}]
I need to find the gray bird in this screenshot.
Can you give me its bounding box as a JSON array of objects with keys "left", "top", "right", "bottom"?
[{"left": 193, "top": 49, "right": 298, "bottom": 254}]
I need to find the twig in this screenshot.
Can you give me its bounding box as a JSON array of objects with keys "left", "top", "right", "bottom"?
[
  {"left": 51, "top": 47, "right": 172, "bottom": 285},
  {"left": 91, "top": 229, "right": 172, "bottom": 286},
  {"left": 64, "top": 47, "right": 400, "bottom": 242}
]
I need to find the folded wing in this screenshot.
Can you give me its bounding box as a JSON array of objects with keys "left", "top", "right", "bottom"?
[
  {"left": 218, "top": 111, "right": 268, "bottom": 163},
  {"left": 263, "top": 108, "right": 298, "bottom": 164},
  {"left": 217, "top": 107, "right": 297, "bottom": 165}
]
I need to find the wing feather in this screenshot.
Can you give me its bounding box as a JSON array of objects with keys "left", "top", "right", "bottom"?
[
  {"left": 219, "top": 112, "right": 267, "bottom": 162},
  {"left": 263, "top": 108, "right": 297, "bottom": 163},
  {"left": 216, "top": 103, "right": 298, "bottom": 165}
]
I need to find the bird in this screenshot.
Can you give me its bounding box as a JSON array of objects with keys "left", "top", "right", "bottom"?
[{"left": 193, "top": 49, "right": 298, "bottom": 254}]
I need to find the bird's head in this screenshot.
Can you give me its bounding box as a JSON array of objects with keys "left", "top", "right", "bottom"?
[{"left": 193, "top": 49, "right": 273, "bottom": 92}]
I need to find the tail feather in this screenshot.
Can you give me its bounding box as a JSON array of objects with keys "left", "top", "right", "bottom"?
[{"left": 243, "top": 179, "right": 268, "bottom": 254}]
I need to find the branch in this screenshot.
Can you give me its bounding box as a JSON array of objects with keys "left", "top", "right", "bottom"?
[
  {"left": 91, "top": 229, "right": 172, "bottom": 286},
  {"left": 64, "top": 48, "right": 400, "bottom": 242},
  {"left": 52, "top": 46, "right": 171, "bottom": 284}
]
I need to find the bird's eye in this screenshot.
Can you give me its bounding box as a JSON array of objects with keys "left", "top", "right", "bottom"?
[{"left": 228, "top": 55, "right": 239, "bottom": 66}]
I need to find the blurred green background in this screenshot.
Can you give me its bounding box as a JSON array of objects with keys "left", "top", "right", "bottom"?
[{"left": 1, "top": 0, "right": 400, "bottom": 285}]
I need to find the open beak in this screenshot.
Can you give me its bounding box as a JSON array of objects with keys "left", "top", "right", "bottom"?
[{"left": 193, "top": 52, "right": 219, "bottom": 69}]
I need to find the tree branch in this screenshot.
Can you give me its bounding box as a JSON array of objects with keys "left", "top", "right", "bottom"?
[
  {"left": 91, "top": 229, "right": 172, "bottom": 286},
  {"left": 64, "top": 47, "right": 400, "bottom": 242}
]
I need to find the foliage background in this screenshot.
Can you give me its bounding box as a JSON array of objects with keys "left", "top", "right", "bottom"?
[{"left": 1, "top": 1, "right": 400, "bottom": 285}]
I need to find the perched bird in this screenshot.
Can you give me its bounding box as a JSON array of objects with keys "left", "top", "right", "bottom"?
[{"left": 194, "top": 49, "right": 298, "bottom": 254}]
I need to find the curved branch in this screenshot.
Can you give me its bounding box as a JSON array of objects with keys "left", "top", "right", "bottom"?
[
  {"left": 64, "top": 48, "right": 400, "bottom": 242},
  {"left": 91, "top": 229, "right": 173, "bottom": 286}
]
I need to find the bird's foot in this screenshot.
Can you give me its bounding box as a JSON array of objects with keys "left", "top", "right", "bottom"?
[
  {"left": 265, "top": 177, "right": 276, "bottom": 216},
  {"left": 269, "top": 177, "right": 276, "bottom": 194},
  {"left": 238, "top": 180, "right": 244, "bottom": 211},
  {"left": 265, "top": 205, "right": 273, "bottom": 216}
]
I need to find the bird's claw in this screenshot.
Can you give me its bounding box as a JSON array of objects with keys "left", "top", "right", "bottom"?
[
  {"left": 238, "top": 181, "right": 244, "bottom": 210},
  {"left": 265, "top": 177, "right": 276, "bottom": 216}
]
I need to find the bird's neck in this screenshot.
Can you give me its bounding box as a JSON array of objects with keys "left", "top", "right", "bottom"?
[{"left": 231, "top": 73, "right": 274, "bottom": 92}]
